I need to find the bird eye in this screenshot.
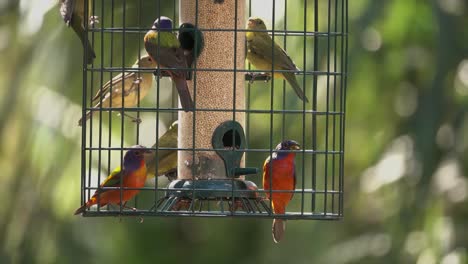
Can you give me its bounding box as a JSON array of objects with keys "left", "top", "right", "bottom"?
[{"left": 135, "top": 151, "right": 141, "bottom": 156}]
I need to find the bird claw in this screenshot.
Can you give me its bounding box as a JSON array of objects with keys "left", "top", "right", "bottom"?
[
  {"left": 133, "top": 78, "right": 142, "bottom": 85},
  {"left": 247, "top": 73, "right": 271, "bottom": 84},
  {"left": 247, "top": 73, "right": 256, "bottom": 84},
  {"left": 131, "top": 117, "right": 142, "bottom": 124},
  {"left": 89, "top": 16, "right": 100, "bottom": 27}
]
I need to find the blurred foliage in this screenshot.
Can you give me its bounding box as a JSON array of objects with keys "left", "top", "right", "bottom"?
[{"left": 1, "top": 0, "right": 468, "bottom": 263}]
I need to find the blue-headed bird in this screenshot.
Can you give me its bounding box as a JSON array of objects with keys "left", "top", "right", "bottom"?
[
  {"left": 74, "top": 145, "right": 152, "bottom": 215},
  {"left": 263, "top": 140, "right": 300, "bottom": 243},
  {"left": 144, "top": 17, "right": 194, "bottom": 112}
]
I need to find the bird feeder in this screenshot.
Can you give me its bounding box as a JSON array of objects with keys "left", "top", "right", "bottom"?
[{"left": 78, "top": 0, "right": 347, "bottom": 223}]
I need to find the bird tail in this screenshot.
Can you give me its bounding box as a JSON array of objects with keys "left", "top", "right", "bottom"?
[
  {"left": 283, "top": 72, "right": 309, "bottom": 103},
  {"left": 71, "top": 17, "right": 96, "bottom": 65},
  {"left": 74, "top": 204, "right": 88, "bottom": 215},
  {"left": 173, "top": 77, "right": 194, "bottom": 112},
  {"left": 74, "top": 197, "right": 100, "bottom": 215},
  {"left": 78, "top": 111, "right": 93, "bottom": 127},
  {"left": 272, "top": 218, "right": 286, "bottom": 243},
  {"left": 83, "top": 39, "right": 97, "bottom": 65}
]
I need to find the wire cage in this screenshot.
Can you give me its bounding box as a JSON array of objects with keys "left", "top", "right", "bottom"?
[{"left": 77, "top": 0, "right": 348, "bottom": 222}]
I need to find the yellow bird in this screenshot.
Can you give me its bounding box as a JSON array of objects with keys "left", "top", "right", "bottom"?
[
  {"left": 246, "top": 17, "right": 309, "bottom": 103},
  {"left": 78, "top": 55, "right": 156, "bottom": 126},
  {"left": 145, "top": 121, "right": 178, "bottom": 181}
]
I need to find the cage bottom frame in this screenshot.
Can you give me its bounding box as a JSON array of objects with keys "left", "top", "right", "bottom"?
[{"left": 81, "top": 179, "right": 342, "bottom": 220}]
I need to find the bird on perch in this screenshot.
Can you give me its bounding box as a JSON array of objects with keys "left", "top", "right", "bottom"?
[
  {"left": 59, "top": 0, "right": 97, "bottom": 64},
  {"left": 262, "top": 140, "right": 300, "bottom": 243},
  {"left": 145, "top": 120, "right": 178, "bottom": 181},
  {"left": 74, "top": 145, "right": 152, "bottom": 215},
  {"left": 246, "top": 17, "right": 309, "bottom": 103},
  {"left": 144, "top": 17, "right": 194, "bottom": 112},
  {"left": 178, "top": 23, "right": 205, "bottom": 69},
  {"left": 78, "top": 55, "right": 156, "bottom": 126}
]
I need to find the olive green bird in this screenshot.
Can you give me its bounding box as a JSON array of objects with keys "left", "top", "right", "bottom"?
[
  {"left": 145, "top": 121, "right": 178, "bottom": 181},
  {"left": 78, "top": 55, "right": 156, "bottom": 126},
  {"left": 59, "top": 0, "right": 97, "bottom": 64},
  {"left": 246, "top": 17, "right": 309, "bottom": 103}
]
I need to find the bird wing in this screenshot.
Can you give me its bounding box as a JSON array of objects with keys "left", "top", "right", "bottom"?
[
  {"left": 262, "top": 156, "right": 272, "bottom": 193},
  {"left": 91, "top": 71, "right": 137, "bottom": 103},
  {"left": 249, "top": 34, "right": 298, "bottom": 71},
  {"left": 145, "top": 32, "right": 187, "bottom": 78},
  {"left": 59, "top": 0, "right": 76, "bottom": 25},
  {"left": 147, "top": 46, "right": 187, "bottom": 78},
  {"left": 93, "top": 166, "right": 124, "bottom": 196}
]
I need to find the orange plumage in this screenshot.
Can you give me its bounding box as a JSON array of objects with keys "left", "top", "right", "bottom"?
[
  {"left": 263, "top": 140, "right": 300, "bottom": 243},
  {"left": 74, "top": 145, "right": 150, "bottom": 215}
]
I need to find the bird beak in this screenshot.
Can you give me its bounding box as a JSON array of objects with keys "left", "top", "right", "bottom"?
[
  {"left": 144, "top": 149, "right": 153, "bottom": 154},
  {"left": 247, "top": 19, "right": 254, "bottom": 28},
  {"left": 291, "top": 144, "right": 301, "bottom": 150}
]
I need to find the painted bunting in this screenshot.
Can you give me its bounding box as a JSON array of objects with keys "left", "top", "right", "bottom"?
[
  {"left": 246, "top": 17, "right": 309, "bottom": 103},
  {"left": 144, "top": 17, "right": 194, "bottom": 112},
  {"left": 78, "top": 55, "right": 156, "bottom": 126},
  {"left": 178, "top": 23, "right": 205, "bottom": 68},
  {"left": 74, "top": 145, "right": 152, "bottom": 215},
  {"left": 263, "top": 140, "right": 300, "bottom": 243},
  {"left": 59, "top": 0, "right": 96, "bottom": 64},
  {"left": 145, "top": 120, "right": 178, "bottom": 181}
]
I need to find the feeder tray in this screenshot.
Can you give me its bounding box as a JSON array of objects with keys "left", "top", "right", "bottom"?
[{"left": 153, "top": 179, "right": 272, "bottom": 215}]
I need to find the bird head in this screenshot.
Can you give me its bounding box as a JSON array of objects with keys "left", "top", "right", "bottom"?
[
  {"left": 136, "top": 55, "right": 156, "bottom": 68},
  {"left": 124, "top": 145, "right": 152, "bottom": 171},
  {"left": 247, "top": 17, "right": 267, "bottom": 31},
  {"left": 275, "top": 140, "right": 301, "bottom": 151},
  {"left": 152, "top": 16, "right": 173, "bottom": 31}
]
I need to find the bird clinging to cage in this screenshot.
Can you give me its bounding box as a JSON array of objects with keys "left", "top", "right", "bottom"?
[
  {"left": 78, "top": 55, "right": 156, "bottom": 126},
  {"left": 178, "top": 23, "right": 205, "bottom": 69},
  {"left": 145, "top": 120, "right": 178, "bottom": 181},
  {"left": 59, "top": 0, "right": 96, "bottom": 64},
  {"left": 144, "top": 17, "right": 194, "bottom": 112},
  {"left": 246, "top": 17, "right": 309, "bottom": 103},
  {"left": 263, "top": 140, "right": 300, "bottom": 243},
  {"left": 74, "top": 145, "right": 152, "bottom": 215}
]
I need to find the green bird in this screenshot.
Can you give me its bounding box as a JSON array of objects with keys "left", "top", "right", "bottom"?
[
  {"left": 246, "top": 17, "right": 309, "bottom": 103},
  {"left": 144, "top": 17, "right": 194, "bottom": 112},
  {"left": 145, "top": 121, "right": 178, "bottom": 181},
  {"left": 178, "top": 23, "right": 205, "bottom": 69},
  {"left": 78, "top": 55, "right": 156, "bottom": 126},
  {"left": 59, "top": 0, "right": 97, "bottom": 64}
]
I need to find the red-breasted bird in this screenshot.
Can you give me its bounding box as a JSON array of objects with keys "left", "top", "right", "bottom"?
[
  {"left": 263, "top": 140, "right": 300, "bottom": 243},
  {"left": 78, "top": 55, "right": 156, "bottom": 126},
  {"left": 144, "top": 17, "right": 194, "bottom": 112},
  {"left": 246, "top": 17, "right": 309, "bottom": 103},
  {"left": 59, "top": 0, "right": 96, "bottom": 64},
  {"left": 74, "top": 145, "right": 152, "bottom": 215}
]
